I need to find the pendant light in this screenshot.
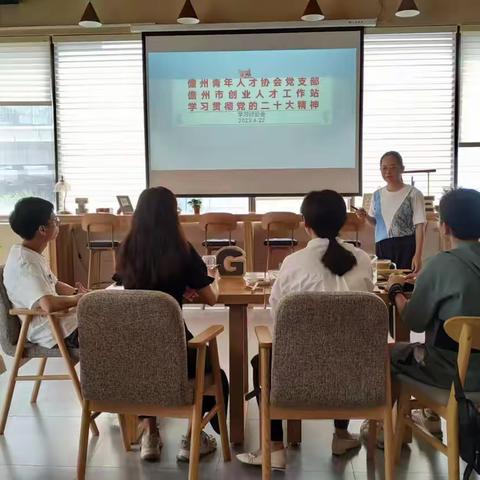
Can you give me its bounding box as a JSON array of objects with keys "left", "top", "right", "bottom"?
[
  {"left": 79, "top": 2, "right": 102, "bottom": 28},
  {"left": 177, "top": 0, "right": 200, "bottom": 25},
  {"left": 395, "top": 0, "right": 420, "bottom": 18},
  {"left": 301, "top": 0, "right": 325, "bottom": 21}
]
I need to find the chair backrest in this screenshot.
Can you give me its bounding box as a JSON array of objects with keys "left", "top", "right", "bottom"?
[
  {"left": 199, "top": 213, "right": 237, "bottom": 236},
  {"left": 0, "top": 266, "right": 21, "bottom": 356},
  {"left": 271, "top": 291, "right": 389, "bottom": 409},
  {"left": 261, "top": 212, "right": 300, "bottom": 236},
  {"left": 77, "top": 290, "right": 191, "bottom": 407},
  {"left": 445, "top": 316, "right": 480, "bottom": 383},
  {"left": 81, "top": 213, "right": 117, "bottom": 234},
  {"left": 445, "top": 317, "right": 480, "bottom": 350}
]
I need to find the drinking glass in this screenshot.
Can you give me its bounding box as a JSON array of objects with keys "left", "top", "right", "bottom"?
[{"left": 202, "top": 255, "right": 217, "bottom": 268}]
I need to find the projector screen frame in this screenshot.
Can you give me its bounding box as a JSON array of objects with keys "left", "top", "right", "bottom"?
[{"left": 142, "top": 27, "right": 364, "bottom": 198}]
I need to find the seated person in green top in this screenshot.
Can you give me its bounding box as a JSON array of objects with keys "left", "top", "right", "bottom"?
[{"left": 387, "top": 188, "right": 480, "bottom": 434}]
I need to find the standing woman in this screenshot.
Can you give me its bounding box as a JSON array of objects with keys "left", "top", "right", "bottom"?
[
  {"left": 115, "top": 186, "right": 229, "bottom": 464},
  {"left": 357, "top": 151, "right": 426, "bottom": 272}
]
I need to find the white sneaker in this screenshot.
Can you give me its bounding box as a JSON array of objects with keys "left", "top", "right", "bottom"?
[
  {"left": 236, "top": 448, "right": 286, "bottom": 470},
  {"left": 331, "top": 432, "right": 361, "bottom": 456},
  {"left": 140, "top": 432, "right": 162, "bottom": 462},
  {"left": 360, "top": 420, "right": 384, "bottom": 449},
  {"left": 411, "top": 409, "right": 443, "bottom": 438},
  {"left": 177, "top": 431, "right": 217, "bottom": 462}
]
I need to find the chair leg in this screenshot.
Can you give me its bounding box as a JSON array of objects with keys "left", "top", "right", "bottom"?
[
  {"left": 446, "top": 402, "right": 460, "bottom": 480},
  {"left": 0, "top": 356, "right": 21, "bottom": 435},
  {"left": 0, "top": 318, "right": 30, "bottom": 435},
  {"left": 30, "top": 357, "right": 47, "bottom": 404},
  {"left": 69, "top": 361, "right": 99, "bottom": 437},
  {"left": 209, "top": 339, "right": 231, "bottom": 462},
  {"left": 118, "top": 414, "right": 132, "bottom": 452},
  {"left": 366, "top": 420, "right": 377, "bottom": 461},
  {"left": 94, "top": 251, "right": 102, "bottom": 289},
  {"left": 111, "top": 248, "right": 117, "bottom": 273},
  {"left": 189, "top": 347, "right": 207, "bottom": 480},
  {"left": 260, "top": 347, "right": 271, "bottom": 480},
  {"left": 87, "top": 250, "right": 94, "bottom": 289},
  {"left": 77, "top": 400, "right": 91, "bottom": 480},
  {"left": 394, "top": 388, "right": 410, "bottom": 462},
  {"left": 383, "top": 407, "right": 394, "bottom": 480},
  {"left": 188, "top": 407, "right": 203, "bottom": 480},
  {"left": 49, "top": 318, "right": 99, "bottom": 437}
]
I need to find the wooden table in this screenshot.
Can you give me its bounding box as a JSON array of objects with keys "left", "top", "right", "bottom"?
[{"left": 216, "top": 276, "right": 269, "bottom": 444}]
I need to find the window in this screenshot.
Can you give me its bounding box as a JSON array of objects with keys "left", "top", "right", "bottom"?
[
  {"left": 458, "top": 31, "right": 480, "bottom": 189},
  {"left": 363, "top": 32, "right": 456, "bottom": 200},
  {"left": 255, "top": 197, "right": 303, "bottom": 214},
  {"left": 54, "top": 38, "right": 146, "bottom": 212},
  {"left": 177, "top": 197, "right": 249, "bottom": 214},
  {"left": 0, "top": 41, "right": 55, "bottom": 215}
]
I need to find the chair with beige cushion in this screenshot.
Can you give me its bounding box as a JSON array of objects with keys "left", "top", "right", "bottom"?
[
  {"left": 394, "top": 316, "right": 480, "bottom": 479},
  {"left": 261, "top": 212, "right": 300, "bottom": 274},
  {"left": 256, "top": 292, "right": 394, "bottom": 479},
  {"left": 0, "top": 265, "right": 98, "bottom": 436},
  {"left": 76, "top": 290, "right": 230, "bottom": 480},
  {"left": 81, "top": 213, "right": 119, "bottom": 289},
  {"left": 199, "top": 213, "right": 237, "bottom": 255}
]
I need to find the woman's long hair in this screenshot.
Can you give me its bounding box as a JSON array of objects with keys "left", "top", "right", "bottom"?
[
  {"left": 117, "top": 187, "right": 189, "bottom": 289},
  {"left": 300, "top": 190, "right": 357, "bottom": 276}
]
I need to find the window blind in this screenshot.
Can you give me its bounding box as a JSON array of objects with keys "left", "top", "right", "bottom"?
[
  {"left": 460, "top": 31, "right": 480, "bottom": 143},
  {"left": 0, "top": 41, "right": 51, "bottom": 104},
  {"left": 458, "top": 31, "right": 480, "bottom": 189},
  {"left": 54, "top": 40, "right": 146, "bottom": 211},
  {"left": 0, "top": 41, "right": 54, "bottom": 215},
  {"left": 362, "top": 32, "right": 456, "bottom": 199}
]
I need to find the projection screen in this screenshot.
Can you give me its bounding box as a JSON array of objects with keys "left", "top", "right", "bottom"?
[{"left": 144, "top": 29, "right": 363, "bottom": 196}]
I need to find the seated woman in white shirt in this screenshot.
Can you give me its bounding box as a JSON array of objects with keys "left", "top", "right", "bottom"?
[
  {"left": 237, "top": 190, "right": 374, "bottom": 470},
  {"left": 4, "top": 197, "right": 86, "bottom": 350}
]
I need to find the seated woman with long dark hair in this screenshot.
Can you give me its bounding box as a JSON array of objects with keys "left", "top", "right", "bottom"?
[
  {"left": 237, "top": 190, "right": 374, "bottom": 470},
  {"left": 115, "top": 186, "right": 229, "bottom": 463}
]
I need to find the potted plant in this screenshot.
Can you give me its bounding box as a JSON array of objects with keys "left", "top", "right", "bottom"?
[{"left": 188, "top": 198, "right": 202, "bottom": 215}]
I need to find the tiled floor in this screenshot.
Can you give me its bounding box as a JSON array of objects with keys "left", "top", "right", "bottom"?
[{"left": 0, "top": 307, "right": 475, "bottom": 479}]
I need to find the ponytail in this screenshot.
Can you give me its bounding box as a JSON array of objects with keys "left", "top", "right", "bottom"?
[
  {"left": 321, "top": 237, "right": 357, "bottom": 276},
  {"left": 301, "top": 190, "right": 359, "bottom": 277}
]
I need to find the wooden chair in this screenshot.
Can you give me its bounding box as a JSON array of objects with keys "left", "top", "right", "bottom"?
[
  {"left": 0, "top": 266, "right": 98, "bottom": 436},
  {"left": 199, "top": 213, "right": 237, "bottom": 255},
  {"left": 76, "top": 290, "right": 230, "bottom": 480},
  {"left": 394, "top": 316, "right": 480, "bottom": 479},
  {"left": 81, "top": 213, "right": 119, "bottom": 289},
  {"left": 256, "top": 292, "right": 394, "bottom": 480},
  {"left": 261, "top": 212, "right": 299, "bottom": 274}
]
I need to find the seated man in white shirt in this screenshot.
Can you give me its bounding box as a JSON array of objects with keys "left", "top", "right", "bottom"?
[
  {"left": 237, "top": 190, "right": 374, "bottom": 470},
  {"left": 4, "top": 197, "right": 86, "bottom": 349}
]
